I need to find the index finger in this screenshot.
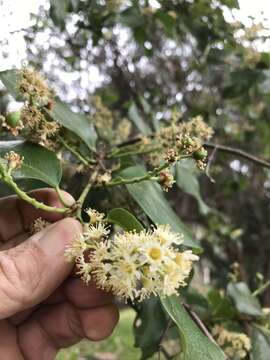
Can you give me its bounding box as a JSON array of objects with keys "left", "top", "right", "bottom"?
[{"left": 0, "top": 188, "right": 74, "bottom": 243}]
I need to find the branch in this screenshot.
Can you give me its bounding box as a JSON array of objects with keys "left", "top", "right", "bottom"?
[
  {"left": 183, "top": 303, "right": 219, "bottom": 346},
  {"left": 58, "top": 137, "right": 94, "bottom": 166},
  {"left": 204, "top": 142, "right": 270, "bottom": 169},
  {"left": 116, "top": 137, "right": 270, "bottom": 170},
  {"left": 105, "top": 161, "right": 172, "bottom": 188},
  {"left": 252, "top": 280, "right": 270, "bottom": 297},
  {"left": 0, "top": 169, "right": 68, "bottom": 214}
]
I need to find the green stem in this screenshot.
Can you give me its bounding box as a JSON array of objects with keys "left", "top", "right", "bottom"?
[
  {"left": 58, "top": 137, "right": 94, "bottom": 166},
  {"left": 0, "top": 168, "right": 68, "bottom": 213},
  {"left": 76, "top": 171, "right": 98, "bottom": 220},
  {"left": 108, "top": 146, "right": 161, "bottom": 159},
  {"left": 105, "top": 162, "right": 168, "bottom": 187},
  {"left": 56, "top": 186, "right": 73, "bottom": 208},
  {"left": 253, "top": 280, "right": 270, "bottom": 297}
]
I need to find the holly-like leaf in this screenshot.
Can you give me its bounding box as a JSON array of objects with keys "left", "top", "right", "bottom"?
[
  {"left": 161, "top": 295, "right": 225, "bottom": 360},
  {"left": 134, "top": 298, "right": 168, "bottom": 360},
  {"left": 107, "top": 208, "right": 144, "bottom": 232},
  {"left": 251, "top": 325, "right": 270, "bottom": 360},
  {"left": 119, "top": 165, "right": 200, "bottom": 250},
  {"left": 175, "top": 159, "right": 210, "bottom": 215},
  {"left": 227, "top": 282, "right": 262, "bottom": 317},
  {"left": 0, "top": 141, "right": 62, "bottom": 187},
  {"left": 50, "top": 101, "right": 97, "bottom": 151}
]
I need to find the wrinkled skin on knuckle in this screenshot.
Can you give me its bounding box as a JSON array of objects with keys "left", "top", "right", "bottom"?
[{"left": 0, "top": 242, "right": 45, "bottom": 313}]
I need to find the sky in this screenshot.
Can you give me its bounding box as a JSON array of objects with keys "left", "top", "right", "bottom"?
[{"left": 0, "top": 0, "right": 269, "bottom": 72}]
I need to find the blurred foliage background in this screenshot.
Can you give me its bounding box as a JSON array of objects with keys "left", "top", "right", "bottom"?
[{"left": 2, "top": 0, "right": 270, "bottom": 359}]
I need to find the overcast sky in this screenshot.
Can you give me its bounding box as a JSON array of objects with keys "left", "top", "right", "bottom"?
[{"left": 0, "top": 0, "right": 269, "bottom": 71}]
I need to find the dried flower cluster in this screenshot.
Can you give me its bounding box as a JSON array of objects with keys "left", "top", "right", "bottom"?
[
  {"left": 212, "top": 325, "right": 251, "bottom": 359},
  {"left": 147, "top": 114, "right": 213, "bottom": 170},
  {"left": 65, "top": 208, "right": 199, "bottom": 302},
  {"left": 30, "top": 217, "right": 50, "bottom": 235},
  {"left": 4, "top": 151, "right": 23, "bottom": 172},
  {"left": 92, "top": 96, "right": 132, "bottom": 143},
  {"left": 19, "top": 68, "right": 54, "bottom": 107},
  {"left": 1, "top": 69, "right": 59, "bottom": 148},
  {"left": 159, "top": 170, "right": 175, "bottom": 192}
]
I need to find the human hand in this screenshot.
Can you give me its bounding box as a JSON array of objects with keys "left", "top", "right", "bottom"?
[{"left": 0, "top": 188, "right": 119, "bottom": 360}]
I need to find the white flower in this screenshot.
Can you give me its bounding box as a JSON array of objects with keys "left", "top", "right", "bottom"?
[
  {"left": 85, "top": 208, "right": 105, "bottom": 224},
  {"left": 84, "top": 222, "right": 110, "bottom": 241},
  {"left": 76, "top": 254, "right": 92, "bottom": 285},
  {"left": 66, "top": 223, "right": 199, "bottom": 303},
  {"left": 65, "top": 234, "right": 89, "bottom": 261},
  {"left": 153, "top": 224, "right": 184, "bottom": 245}
]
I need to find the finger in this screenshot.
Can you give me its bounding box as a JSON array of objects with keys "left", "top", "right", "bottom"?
[
  {"left": 18, "top": 188, "right": 75, "bottom": 229},
  {"left": 0, "top": 188, "right": 74, "bottom": 242},
  {"left": 0, "top": 218, "right": 82, "bottom": 319},
  {"left": 64, "top": 278, "right": 113, "bottom": 309},
  {"left": 0, "top": 233, "right": 28, "bottom": 251},
  {"left": 9, "top": 279, "right": 113, "bottom": 325},
  {"left": 0, "top": 320, "right": 24, "bottom": 359},
  {"left": 18, "top": 302, "right": 119, "bottom": 360}
]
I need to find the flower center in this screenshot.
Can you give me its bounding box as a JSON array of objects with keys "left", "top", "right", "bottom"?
[{"left": 149, "top": 247, "right": 162, "bottom": 260}]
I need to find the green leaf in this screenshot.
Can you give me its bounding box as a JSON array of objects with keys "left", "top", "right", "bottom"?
[
  {"left": 161, "top": 295, "right": 225, "bottom": 360},
  {"left": 227, "top": 282, "right": 262, "bottom": 317},
  {"left": 134, "top": 298, "right": 168, "bottom": 359},
  {"left": 50, "top": 101, "right": 97, "bottom": 151},
  {"left": 0, "top": 69, "right": 22, "bottom": 100},
  {"left": 107, "top": 208, "right": 144, "bottom": 232},
  {"left": 175, "top": 159, "right": 210, "bottom": 215},
  {"left": 155, "top": 10, "right": 176, "bottom": 38},
  {"left": 251, "top": 325, "right": 270, "bottom": 360},
  {"left": 49, "top": 0, "right": 69, "bottom": 29},
  {"left": 128, "top": 103, "right": 152, "bottom": 136},
  {"left": 0, "top": 141, "right": 62, "bottom": 187},
  {"left": 207, "top": 289, "right": 236, "bottom": 320},
  {"left": 119, "top": 165, "right": 200, "bottom": 250}
]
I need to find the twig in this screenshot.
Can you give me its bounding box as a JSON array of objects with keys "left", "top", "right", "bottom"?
[
  {"left": 206, "top": 145, "right": 217, "bottom": 183},
  {"left": 76, "top": 169, "right": 99, "bottom": 220},
  {"left": 0, "top": 167, "right": 68, "bottom": 214},
  {"left": 117, "top": 137, "right": 270, "bottom": 170},
  {"left": 183, "top": 303, "right": 217, "bottom": 345},
  {"left": 56, "top": 186, "right": 73, "bottom": 208},
  {"left": 253, "top": 279, "right": 270, "bottom": 297},
  {"left": 182, "top": 303, "right": 228, "bottom": 360},
  {"left": 58, "top": 136, "right": 92, "bottom": 166},
  {"left": 204, "top": 142, "right": 270, "bottom": 170}
]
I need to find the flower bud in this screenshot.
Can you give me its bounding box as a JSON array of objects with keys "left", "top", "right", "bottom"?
[
  {"left": 193, "top": 147, "right": 207, "bottom": 160},
  {"left": 6, "top": 111, "right": 21, "bottom": 128}
]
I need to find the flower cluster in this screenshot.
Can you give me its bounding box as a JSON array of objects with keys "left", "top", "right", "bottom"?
[
  {"left": 30, "top": 217, "right": 50, "bottom": 235},
  {"left": 1, "top": 69, "right": 59, "bottom": 148},
  {"left": 4, "top": 151, "right": 23, "bottom": 172},
  {"left": 19, "top": 68, "right": 54, "bottom": 107},
  {"left": 65, "top": 209, "right": 199, "bottom": 302},
  {"left": 159, "top": 170, "right": 175, "bottom": 192},
  {"left": 147, "top": 114, "right": 213, "bottom": 170},
  {"left": 91, "top": 96, "right": 132, "bottom": 144},
  {"left": 212, "top": 325, "right": 251, "bottom": 359},
  {"left": 92, "top": 96, "right": 114, "bottom": 141}
]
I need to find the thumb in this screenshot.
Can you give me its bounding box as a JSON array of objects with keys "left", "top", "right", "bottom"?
[{"left": 0, "top": 218, "right": 81, "bottom": 319}]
